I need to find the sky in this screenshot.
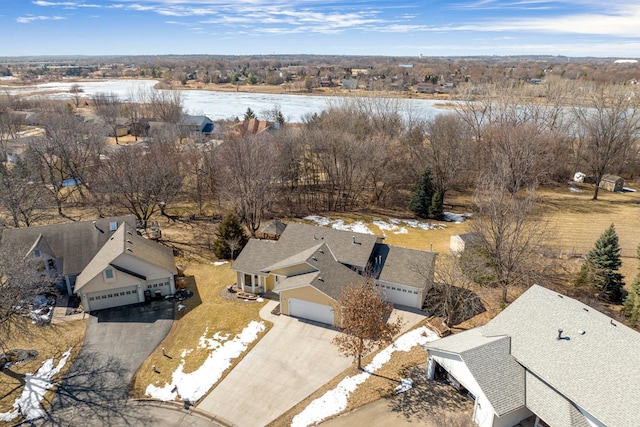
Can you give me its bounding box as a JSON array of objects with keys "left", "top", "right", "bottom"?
[{"left": 1, "top": 0, "right": 640, "bottom": 57}]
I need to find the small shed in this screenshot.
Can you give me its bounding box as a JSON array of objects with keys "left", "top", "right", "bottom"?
[
  {"left": 450, "top": 232, "right": 480, "bottom": 254},
  {"left": 599, "top": 174, "right": 624, "bottom": 192},
  {"left": 260, "top": 219, "right": 287, "bottom": 240}
]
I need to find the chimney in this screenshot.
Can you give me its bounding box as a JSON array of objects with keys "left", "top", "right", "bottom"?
[{"left": 557, "top": 329, "right": 563, "bottom": 340}]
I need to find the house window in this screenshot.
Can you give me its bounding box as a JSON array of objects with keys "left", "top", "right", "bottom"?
[
  {"left": 47, "top": 259, "right": 56, "bottom": 271},
  {"left": 104, "top": 268, "right": 115, "bottom": 280},
  {"left": 108, "top": 294, "right": 113, "bottom": 298},
  {"left": 126, "top": 291, "right": 131, "bottom": 295},
  {"left": 132, "top": 289, "right": 137, "bottom": 293},
  {"left": 101, "top": 295, "right": 107, "bottom": 299},
  {"left": 33, "top": 249, "right": 41, "bottom": 257},
  {"left": 109, "top": 221, "right": 118, "bottom": 231},
  {"left": 89, "top": 297, "right": 94, "bottom": 301}
]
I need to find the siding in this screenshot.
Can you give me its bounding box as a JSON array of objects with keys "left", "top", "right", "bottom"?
[{"left": 280, "top": 286, "right": 336, "bottom": 320}]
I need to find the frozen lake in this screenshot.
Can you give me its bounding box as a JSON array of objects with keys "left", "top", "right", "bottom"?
[{"left": 0, "top": 79, "right": 448, "bottom": 123}]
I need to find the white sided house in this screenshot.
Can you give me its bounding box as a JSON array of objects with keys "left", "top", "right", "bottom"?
[
  {"left": 232, "top": 222, "right": 437, "bottom": 326},
  {"left": 425, "top": 285, "right": 640, "bottom": 427},
  {"left": 2, "top": 216, "right": 177, "bottom": 312}
]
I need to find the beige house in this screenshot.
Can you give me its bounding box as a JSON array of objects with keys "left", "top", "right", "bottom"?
[
  {"left": 2, "top": 216, "right": 176, "bottom": 312},
  {"left": 232, "top": 223, "right": 437, "bottom": 326}
]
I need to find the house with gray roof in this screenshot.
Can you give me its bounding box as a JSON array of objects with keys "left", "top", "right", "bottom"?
[
  {"left": 232, "top": 222, "right": 437, "bottom": 325},
  {"left": 425, "top": 285, "right": 640, "bottom": 427},
  {"left": 2, "top": 216, "right": 176, "bottom": 312}
]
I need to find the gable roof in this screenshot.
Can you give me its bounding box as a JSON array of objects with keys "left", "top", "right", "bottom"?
[
  {"left": 261, "top": 219, "right": 287, "bottom": 236},
  {"left": 276, "top": 222, "right": 381, "bottom": 270},
  {"left": 482, "top": 285, "right": 640, "bottom": 426},
  {"left": 371, "top": 243, "right": 436, "bottom": 289},
  {"left": 272, "top": 242, "right": 363, "bottom": 300},
  {"left": 427, "top": 328, "right": 525, "bottom": 416},
  {"left": 1, "top": 216, "right": 137, "bottom": 276},
  {"left": 601, "top": 174, "right": 623, "bottom": 182},
  {"left": 75, "top": 222, "right": 175, "bottom": 292}
]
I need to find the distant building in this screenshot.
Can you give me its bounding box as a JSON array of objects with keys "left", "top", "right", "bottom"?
[{"left": 599, "top": 174, "right": 624, "bottom": 192}]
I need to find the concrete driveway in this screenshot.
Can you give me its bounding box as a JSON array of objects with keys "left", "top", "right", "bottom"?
[
  {"left": 49, "top": 300, "right": 174, "bottom": 420},
  {"left": 197, "top": 301, "right": 426, "bottom": 427}
]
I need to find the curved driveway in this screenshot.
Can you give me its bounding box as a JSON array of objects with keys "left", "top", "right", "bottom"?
[{"left": 198, "top": 300, "right": 426, "bottom": 427}]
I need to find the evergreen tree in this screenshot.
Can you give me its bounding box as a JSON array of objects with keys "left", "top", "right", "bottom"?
[
  {"left": 244, "top": 107, "right": 256, "bottom": 120},
  {"left": 213, "top": 212, "right": 249, "bottom": 260},
  {"left": 409, "top": 168, "right": 435, "bottom": 219},
  {"left": 623, "top": 243, "right": 640, "bottom": 324},
  {"left": 428, "top": 191, "right": 444, "bottom": 221},
  {"left": 575, "top": 224, "right": 624, "bottom": 303}
]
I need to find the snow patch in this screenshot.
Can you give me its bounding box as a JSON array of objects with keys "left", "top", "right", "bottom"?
[
  {"left": 443, "top": 212, "right": 467, "bottom": 223},
  {"left": 303, "top": 216, "right": 374, "bottom": 234},
  {"left": 0, "top": 348, "right": 73, "bottom": 422},
  {"left": 212, "top": 261, "right": 229, "bottom": 266},
  {"left": 291, "top": 327, "right": 439, "bottom": 427},
  {"left": 145, "top": 321, "right": 266, "bottom": 402}
]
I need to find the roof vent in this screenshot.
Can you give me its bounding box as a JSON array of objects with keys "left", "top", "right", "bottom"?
[
  {"left": 352, "top": 236, "right": 356, "bottom": 244},
  {"left": 610, "top": 320, "right": 617, "bottom": 327},
  {"left": 557, "top": 329, "right": 563, "bottom": 340},
  {"left": 583, "top": 308, "right": 589, "bottom": 312},
  {"left": 127, "top": 247, "right": 133, "bottom": 252},
  {"left": 318, "top": 277, "right": 324, "bottom": 282},
  {"left": 578, "top": 330, "right": 586, "bottom": 335},
  {"left": 311, "top": 256, "right": 317, "bottom": 261},
  {"left": 127, "top": 240, "right": 133, "bottom": 244},
  {"left": 319, "top": 249, "right": 324, "bottom": 254},
  {"left": 557, "top": 294, "right": 563, "bottom": 298}
]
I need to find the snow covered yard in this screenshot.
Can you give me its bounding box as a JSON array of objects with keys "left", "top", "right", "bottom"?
[
  {"left": 0, "top": 348, "right": 73, "bottom": 422},
  {"left": 303, "top": 214, "right": 467, "bottom": 235},
  {"left": 291, "top": 327, "right": 439, "bottom": 427},
  {"left": 145, "top": 321, "right": 265, "bottom": 402}
]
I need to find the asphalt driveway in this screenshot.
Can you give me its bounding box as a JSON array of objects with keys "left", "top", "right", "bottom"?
[
  {"left": 197, "top": 301, "right": 426, "bottom": 427},
  {"left": 47, "top": 300, "right": 174, "bottom": 424}
]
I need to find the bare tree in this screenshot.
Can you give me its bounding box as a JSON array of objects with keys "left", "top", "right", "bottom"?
[
  {"left": 0, "top": 158, "right": 49, "bottom": 227},
  {"left": 424, "top": 113, "right": 475, "bottom": 197},
  {"left": 0, "top": 241, "right": 50, "bottom": 351},
  {"left": 27, "top": 108, "right": 104, "bottom": 219},
  {"left": 69, "top": 84, "right": 83, "bottom": 108},
  {"left": 332, "top": 279, "right": 403, "bottom": 370},
  {"left": 92, "top": 92, "right": 123, "bottom": 144},
  {"left": 91, "top": 138, "right": 184, "bottom": 223},
  {"left": 218, "top": 132, "right": 281, "bottom": 237},
  {"left": 572, "top": 85, "right": 640, "bottom": 200},
  {"left": 469, "top": 176, "right": 550, "bottom": 303},
  {"left": 148, "top": 90, "right": 184, "bottom": 124},
  {"left": 423, "top": 254, "right": 484, "bottom": 327}
]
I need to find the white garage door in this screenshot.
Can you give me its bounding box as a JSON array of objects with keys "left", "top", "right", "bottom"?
[
  {"left": 377, "top": 283, "right": 420, "bottom": 308},
  {"left": 86, "top": 285, "right": 139, "bottom": 311},
  {"left": 289, "top": 298, "right": 334, "bottom": 325}
]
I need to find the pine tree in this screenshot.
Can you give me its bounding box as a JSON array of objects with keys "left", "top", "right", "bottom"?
[
  {"left": 623, "top": 243, "right": 640, "bottom": 324},
  {"left": 213, "top": 212, "right": 249, "bottom": 260},
  {"left": 410, "top": 168, "right": 435, "bottom": 219},
  {"left": 244, "top": 107, "right": 256, "bottom": 120},
  {"left": 575, "top": 224, "right": 624, "bottom": 303},
  {"left": 428, "top": 191, "right": 444, "bottom": 221}
]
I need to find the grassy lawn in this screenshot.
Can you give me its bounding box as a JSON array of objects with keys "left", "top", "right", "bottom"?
[
  {"left": 0, "top": 319, "right": 87, "bottom": 417},
  {"left": 130, "top": 261, "right": 271, "bottom": 401}
]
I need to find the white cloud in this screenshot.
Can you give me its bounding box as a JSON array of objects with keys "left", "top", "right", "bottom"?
[{"left": 17, "top": 14, "right": 65, "bottom": 23}]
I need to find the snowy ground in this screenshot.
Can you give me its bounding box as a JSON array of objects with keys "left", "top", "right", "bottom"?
[
  {"left": 291, "top": 327, "right": 439, "bottom": 427},
  {"left": 303, "top": 214, "right": 466, "bottom": 235},
  {"left": 0, "top": 348, "right": 73, "bottom": 422},
  {"left": 145, "top": 321, "right": 265, "bottom": 402}
]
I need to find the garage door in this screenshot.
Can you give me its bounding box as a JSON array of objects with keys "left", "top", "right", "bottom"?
[
  {"left": 289, "top": 298, "right": 334, "bottom": 325},
  {"left": 86, "top": 285, "right": 139, "bottom": 311},
  {"left": 377, "top": 283, "right": 420, "bottom": 308}
]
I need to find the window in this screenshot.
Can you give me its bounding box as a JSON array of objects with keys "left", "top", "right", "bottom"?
[
  {"left": 126, "top": 291, "right": 131, "bottom": 295},
  {"left": 89, "top": 297, "right": 95, "bottom": 301},
  {"left": 132, "top": 289, "right": 137, "bottom": 294},
  {"left": 120, "top": 292, "right": 125, "bottom": 296},
  {"left": 108, "top": 294, "right": 113, "bottom": 298},
  {"left": 402, "top": 289, "right": 407, "bottom": 292},
  {"left": 33, "top": 249, "right": 41, "bottom": 257},
  {"left": 109, "top": 221, "right": 118, "bottom": 231},
  {"left": 47, "top": 259, "right": 56, "bottom": 270},
  {"left": 104, "top": 268, "right": 115, "bottom": 280},
  {"left": 101, "top": 295, "right": 107, "bottom": 299}
]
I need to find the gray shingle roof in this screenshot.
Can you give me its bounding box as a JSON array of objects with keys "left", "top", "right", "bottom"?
[
  {"left": 1, "top": 216, "right": 137, "bottom": 276},
  {"left": 525, "top": 371, "right": 591, "bottom": 427},
  {"left": 426, "top": 329, "right": 525, "bottom": 416},
  {"left": 272, "top": 243, "right": 364, "bottom": 300},
  {"left": 260, "top": 219, "right": 287, "bottom": 236},
  {"left": 232, "top": 222, "right": 381, "bottom": 275},
  {"left": 75, "top": 222, "right": 175, "bottom": 292},
  {"left": 483, "top": 285, "right": 640, "bottom": 426},
  {"left": 372, "top": 244, "right": 436, "bottom": 289},
  {"left": 277, "top": 222, "right": 380, "bottom": 270}
]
